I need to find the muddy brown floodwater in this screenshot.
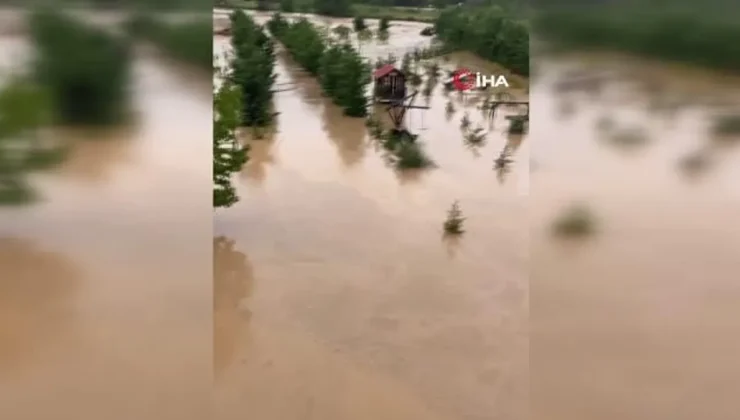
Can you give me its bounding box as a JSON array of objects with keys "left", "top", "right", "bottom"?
[
  {"left": 531, "top": 54, "right": 740, "bottom": 420},
  {"left": 0, "top": 28, "right": 212, "bottom": 420},
  {"left": 213, "top": 11, "right": 528, "bottom": 420}
]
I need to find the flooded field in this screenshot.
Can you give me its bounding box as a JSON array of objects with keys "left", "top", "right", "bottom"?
[
  {"left": 0, "top": 24, "right": 212, "bottom": 420},
  {"left": 531, "top": 54, "right": 740, "bottom": 420},
  {"left": 214, "top": 10, "right": 528, "bottom": 420}
]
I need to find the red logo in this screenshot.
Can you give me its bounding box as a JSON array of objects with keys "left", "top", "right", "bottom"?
[{"left": 452, "top": 68, "right": 475, "bottom": 91}]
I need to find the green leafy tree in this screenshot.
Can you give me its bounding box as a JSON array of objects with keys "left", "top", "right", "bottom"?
[{"left": 213, "top": 79, "right": 248, "bottom": 208}]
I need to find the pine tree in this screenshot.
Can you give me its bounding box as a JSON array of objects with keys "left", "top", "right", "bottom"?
[{"left": 213, "top": 80, "right": 248, "bottom": 208}]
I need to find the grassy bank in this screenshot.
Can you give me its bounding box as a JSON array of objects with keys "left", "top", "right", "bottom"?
[{"left": 535, "top": 9, "right": 740, "bottom": 72}]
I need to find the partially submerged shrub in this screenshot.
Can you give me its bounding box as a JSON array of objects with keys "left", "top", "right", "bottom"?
[
  {"left": 460, "top": 113, "right": 471, "bottom": 130},
  {"left": 606, "top": 126, "right": 648, "bottom": 147},
  {"left": 464, "top": 127, "right": 487, "bottom": 146},
  {"left": 507, "top": 116, "right": 527, "bottom": 134},
  {"left": 551, "top": 204, "right": 596, "bottom": 238},
  {"left": 711, "top": 114, "right": 740, "bottom": 140},
  {"left": 443, "top": 201, "right": 465, "bottom": 235}
]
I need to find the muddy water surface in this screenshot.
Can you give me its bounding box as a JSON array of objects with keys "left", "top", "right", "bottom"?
[
  {"left": 531, "top": 55, "right": 740, "bottom": 420},
  {"left": 214, "top": 11, "right": 529, "bottom": 420},
  {"left": 0, "top": 30, "right": 212, "bottom": 419}
]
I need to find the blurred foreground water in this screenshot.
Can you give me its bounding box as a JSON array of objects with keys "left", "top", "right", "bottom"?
[
  {"left": 0, "top": 12, "right": 212, "bottom": 419},
  {"left": 531, "top": 51, "right": 740, "bottom": 420}
]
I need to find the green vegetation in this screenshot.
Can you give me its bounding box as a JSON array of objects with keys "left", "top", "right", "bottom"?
[
  {"left": 230, "top": 11, "right": 276, "bottom": 127},
  {"left": 124, "top": 14, "right": 212, "bottom": 69},
  {"left": 353, "top": 16, "right": 367, "bottom": 31},
  {"left": 443, "top": 201, "right": 465, "bottom": 235},
  {"left": 535, "top": 7, "right": 740, "bottom": 72},
  {"left": 435, "top": 5, "right": 529, "bottom": 76},
  {"left": 507, "top": 115, "right": 527, "bottom": 135},
  {"left": 213, "top": 77, "right": 248, "bottom": 208},
  {"left": 378, "top": 16, "right": 390, "bottom": 32},
  {"left": 268, "top": 13, "right": 370, "bottom": 117},
  {"left": 29, "top": 9, "right": 131, "bottom": 125},
  {"left": 224, "top": 0, "right": 439, "bottom": 21},
  {"left": 0, "top": 79, "right": 66, "bottom": 205},
  {"left": 365, "top": 117, "right": 433, "bottom": 170}
]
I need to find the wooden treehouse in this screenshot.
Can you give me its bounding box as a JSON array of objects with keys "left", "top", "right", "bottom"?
[
  {"left": 373, "top": 64, "right": 407, "bottom": 103},
  {"left": 372, "top": 65, "right": 429, "bottom": 134}
]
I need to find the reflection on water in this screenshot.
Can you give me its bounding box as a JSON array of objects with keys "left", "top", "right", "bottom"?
[
  {"left": 1, "top": 26, "right": 211, "bottom": 419},
  {"left": 214, "top": 11, "right": 528, "bottom": 420},
  {"left": 213, "top": 237, "right": 253, "bottom": 379},
  {"left": 531, "top": 54, "right": 740, "bottom": 420}
]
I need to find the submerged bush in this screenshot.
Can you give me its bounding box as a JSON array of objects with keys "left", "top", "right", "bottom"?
[
  {"left": 29, "top": 9, "right": 131, "bottom": 125},
  {"left": 551, "top": 204, "right": 596, "bottom": 238},
  {"left": 443, "top": 201, "right": 465, "bottom": 235}
]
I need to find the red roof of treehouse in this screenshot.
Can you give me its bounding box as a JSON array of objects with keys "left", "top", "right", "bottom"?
[{"left": 373, "top": 64, "right": 400, "bottom": 79}]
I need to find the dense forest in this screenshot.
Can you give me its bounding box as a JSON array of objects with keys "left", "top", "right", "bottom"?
[{"left": 435, "top": 5, "right": 529, "bottom": 76}]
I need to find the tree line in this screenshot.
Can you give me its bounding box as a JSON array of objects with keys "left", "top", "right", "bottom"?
[
  {"left": 124, "top": 14, "right": 212, "bottom": 70},
  {"left": 434, "top": 5, "right": 529, "bottom": 76},
  {"left": 267, "top": 13, "right": 370, "bottom": 117},
  {"left": 534, "top": 7, "right": 740, "bottom": 72},
  {"left": 229, "top": 11, "right": 276, "bottom": 127},
  {"left": 213, "top": 72, "right": 248, "bottom": 208}
]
